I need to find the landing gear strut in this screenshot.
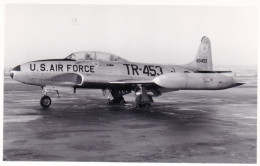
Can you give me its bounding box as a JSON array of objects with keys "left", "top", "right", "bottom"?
[{"left": 40, "top": 96, "right": 52, "bottom": 108}]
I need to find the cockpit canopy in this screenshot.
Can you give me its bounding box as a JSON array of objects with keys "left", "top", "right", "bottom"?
[{"left": 65, "top": 51, "right": 128, "bottom": 62}]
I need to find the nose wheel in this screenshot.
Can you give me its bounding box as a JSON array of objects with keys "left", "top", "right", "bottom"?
[{"left": 40, "top": 96, "right": 52, "bottom": 108}]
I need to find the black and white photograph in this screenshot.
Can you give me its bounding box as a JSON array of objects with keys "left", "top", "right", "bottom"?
[{"left": 2, "top": 0, "right": 258, "bottom": 164}]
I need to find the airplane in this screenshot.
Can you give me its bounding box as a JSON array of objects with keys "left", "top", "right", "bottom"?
[{"left": 10, "top": 36, "right": 244, "bottom": 108}]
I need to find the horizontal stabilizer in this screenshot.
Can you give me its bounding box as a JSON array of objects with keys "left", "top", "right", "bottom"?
[{"left": 196, "top": 71, "right": 232, "bottom": 73}]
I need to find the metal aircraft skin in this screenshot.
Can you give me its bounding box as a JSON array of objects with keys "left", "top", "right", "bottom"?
[{"left": 10, "top": 36, "right": 243, "bottom": 108}]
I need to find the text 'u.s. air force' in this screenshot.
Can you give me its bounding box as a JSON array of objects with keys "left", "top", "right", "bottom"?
[{"left": 29, "top": 64, "right": 95, "bottom": 73}]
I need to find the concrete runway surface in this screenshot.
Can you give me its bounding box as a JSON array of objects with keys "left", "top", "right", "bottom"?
[{"left": 3, "top": 76, "right": 257, "bottom": 163}]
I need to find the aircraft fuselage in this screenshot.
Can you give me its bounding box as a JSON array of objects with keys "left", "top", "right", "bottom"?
[
  {"left": 11, "top": 60, "right": 237, "bottom": 91},
  {"left": 9, "top": 37, "right": 243, "bottom": 108}
]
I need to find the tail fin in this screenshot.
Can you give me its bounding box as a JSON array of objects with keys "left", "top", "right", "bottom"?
[{"left": 184, "top": 36, "right": 213, "bottom": 71}]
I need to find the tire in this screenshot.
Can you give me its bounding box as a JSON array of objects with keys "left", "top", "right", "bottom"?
[
  {"left": 40, "top": 96, "right": 52, "bottom": 108},
  {"left": 135, "top": 94, "right": 142, "bottom": 104}
]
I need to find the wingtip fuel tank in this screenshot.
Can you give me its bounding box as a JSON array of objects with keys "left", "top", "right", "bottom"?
[{"left": 153, "top": 73, "right": 240, "bottom": 90}]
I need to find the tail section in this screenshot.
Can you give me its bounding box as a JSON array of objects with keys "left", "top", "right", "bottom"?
[{"left": 183, "top": 36, "right": 213, "bottom": 71}]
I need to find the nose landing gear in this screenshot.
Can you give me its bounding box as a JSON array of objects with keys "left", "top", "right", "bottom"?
[
  {"left": 40, "top": 95, "right": 52, "bottom": 108},
  {"left": 40, "top": 89, "right": 53, "bottom": 108}
]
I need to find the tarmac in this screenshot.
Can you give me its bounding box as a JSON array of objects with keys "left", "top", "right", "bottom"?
[{"left": 3, "top": 76, "right": 257, "bottom": 163}]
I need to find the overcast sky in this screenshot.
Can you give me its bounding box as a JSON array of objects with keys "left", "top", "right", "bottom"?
[{"left": 4, "top": 4, "right": 258, "bottom": 67}]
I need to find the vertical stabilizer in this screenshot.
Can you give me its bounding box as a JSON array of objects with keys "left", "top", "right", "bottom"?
[{"left": 183, "top": 36, "right": 213, "bottom": 71}]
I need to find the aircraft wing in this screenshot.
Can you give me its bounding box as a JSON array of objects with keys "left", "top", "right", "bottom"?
[
  {"left": 108, "top": 79, "right": 158, "bottom": 89},
  {"left": 109, "top": 79, "right": 162, "bottom": 96},
  {"left": 42, "top": 73, "right": 82, "bottom": 93}
]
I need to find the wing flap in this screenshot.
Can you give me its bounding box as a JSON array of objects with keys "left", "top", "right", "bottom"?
[
  {"left": 109, "top": 80, "right": 155, "bottom": 85},
  {"left": 196, "top": 71, "right": 232, "bottom": 73},
  {"left": 108, "top": 79, "right": 157, "bottom": 89},
  {"left": 44, "top": 85, "right": 74, "bottom": 92}
]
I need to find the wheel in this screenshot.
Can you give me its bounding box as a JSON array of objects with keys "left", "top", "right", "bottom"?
[
  {"left": 40, "top": 96, "right": 52, "bottom": 108},
  {"left": 135, "top": 94, "right": 142, "bottom": 104}
]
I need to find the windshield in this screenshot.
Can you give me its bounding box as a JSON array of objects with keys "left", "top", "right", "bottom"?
[{"left": 65, "top": 51, "right": 128, "bottom": 62}]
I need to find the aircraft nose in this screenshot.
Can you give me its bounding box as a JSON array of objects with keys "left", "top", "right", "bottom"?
[{"left": 10, "top": 65, "right": 21, "bottom": 79}]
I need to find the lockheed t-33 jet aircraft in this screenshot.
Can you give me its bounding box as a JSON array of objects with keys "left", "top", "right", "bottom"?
[{"left": 10, "top": 36, "right": 243, "bottom": 108}]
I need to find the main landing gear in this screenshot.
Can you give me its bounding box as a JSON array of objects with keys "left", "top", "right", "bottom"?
[
  {"left": 135, "top": 86, "right": 153, "bottom": 108},
  {"left": 103, "top": 87, "right": 154, "bottom": 108},
  {"left": 103, "top": 89, "right": 129, "bottom": 104}
]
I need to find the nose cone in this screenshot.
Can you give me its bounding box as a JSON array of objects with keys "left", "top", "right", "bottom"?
[
  {"left": 10, "top": 65, "right": 21, "bottom": 79},
  {"left": 153, "top": 73, "right": 187, "bottom": 89}
]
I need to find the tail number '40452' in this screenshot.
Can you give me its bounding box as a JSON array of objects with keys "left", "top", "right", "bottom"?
[
  {"left": 196, "top": 59, "right": 207, "bottom": 63},
  {"left": 123, "top": 64, "right": 163, "bottom": 76}
]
